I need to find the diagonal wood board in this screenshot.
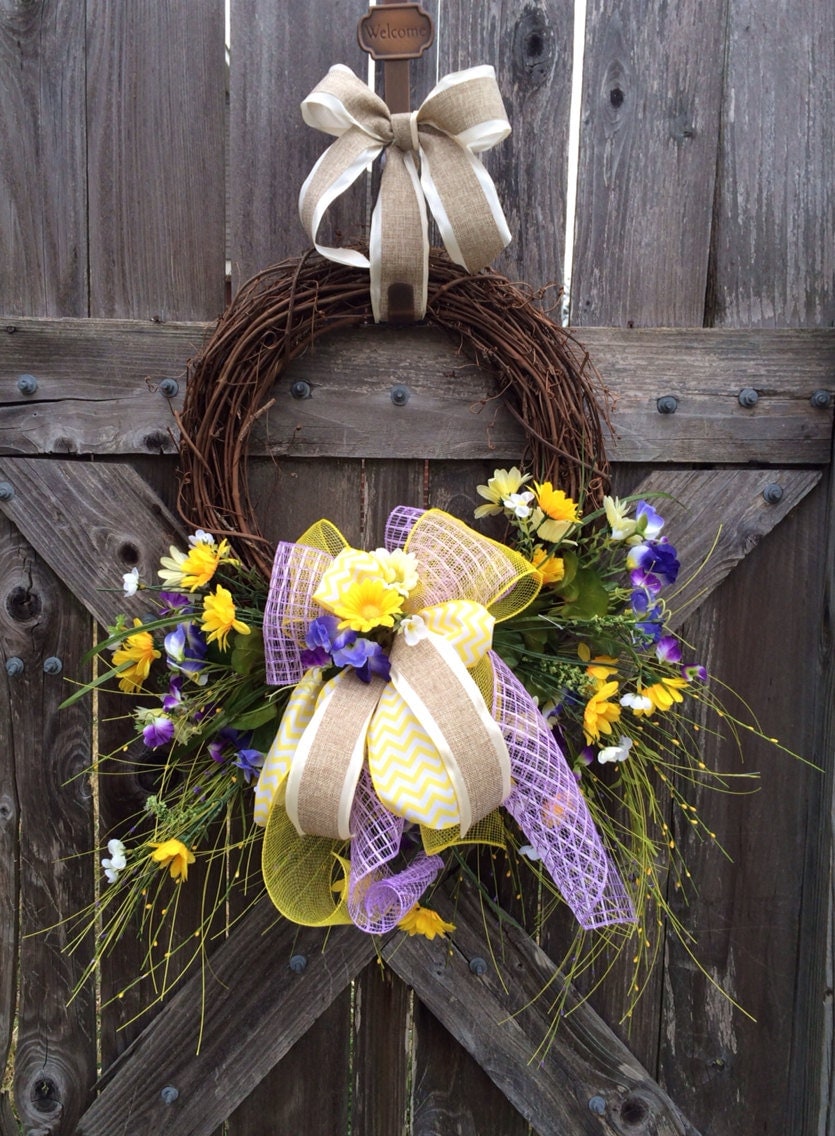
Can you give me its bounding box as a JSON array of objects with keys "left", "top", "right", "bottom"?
[{"left": 0, "top": 455, "right": 822, "bottom": 1133}]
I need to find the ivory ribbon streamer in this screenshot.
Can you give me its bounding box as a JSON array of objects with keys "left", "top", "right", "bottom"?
[{"left": 299, "top": 63, "right": 512, "bottom": 321}]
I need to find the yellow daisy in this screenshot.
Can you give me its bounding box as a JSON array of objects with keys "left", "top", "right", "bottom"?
[
  {"left": 149, "top": 838, "right": 195, "bottom": 882},
  {"left": 583, "top": 679, "right": 622, "bottom": 743},
  {"left": 398, "top": 903, "right": 456, "bottom": 940},
  {"left": 112, "top": 619, "right": 161, "bottom": 693},
  {"left": 201, "top": 585, "right": 251, "bottom": 651},
  {"left": 331, "top": 578, "right": 403, "bottom": 633}
]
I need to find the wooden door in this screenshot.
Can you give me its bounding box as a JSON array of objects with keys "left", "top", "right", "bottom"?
[{"left": 1, "top": 3, "right": 832, "bottom": 1135}]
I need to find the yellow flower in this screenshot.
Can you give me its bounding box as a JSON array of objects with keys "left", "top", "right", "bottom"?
[
  {"left": 149, "top": 838, "right": 195, "bottom": 882},
  {"left": 398, "top": 903, "right": 456, "bottom": 940},
  {"left": 533, "top": 482, "right": 580, "bottom": 543},
  {"left": 331, "top": 578, "right": 403, "bottom": 633},
  {"left": 159, "top": 537, "right": 234, "bottom": 591},
  {"left": 583, "top": 680, "right": 622, "bottom": 743},
  {"left": 201, "top": 584, "right": 251, "bottom": 650},
  {"left": 474, "top": 467, "right": 531, "bottom": 518},
  {"left": 630, "top": 677, "right": 689, "bottom": 717},
  {"left": 531, "top": 546, "right": 565, "bottom": 586},
  {"left": 112, "top": 619, "right": 161, "bottom": 693}
]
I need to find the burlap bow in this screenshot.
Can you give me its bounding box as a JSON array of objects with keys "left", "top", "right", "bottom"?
[
  {"left": 299, "top": 64, "right": 512, "bottom": 321},
  {"left": 254, "top": 508, "right": 635, "bottom": 935}
]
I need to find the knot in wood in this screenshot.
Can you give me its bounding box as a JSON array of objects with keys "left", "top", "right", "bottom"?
[{"left": 390, "top": 111, "right": 420, "bottom": 153}]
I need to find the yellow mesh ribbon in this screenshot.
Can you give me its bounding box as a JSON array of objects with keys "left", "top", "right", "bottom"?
[{"left": 262, "top": 784, "right": 352, "bottom": 926}]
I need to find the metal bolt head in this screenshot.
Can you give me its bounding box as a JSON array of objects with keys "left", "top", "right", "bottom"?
[
  {"left": 0, "top": 482, "right": 14, "bottom": 501},
  {"left": 656, "top": 395, "right": 678, "bottom": 414},
  {"left": 289, "top": 953, "right": 308, "bottom": 973},
  {"left": 763, "top": 483, "right": 784, "bottom": 504},
  {"left": 290, "top": 380, "right": 311, "bottom": 400},
  {"left": 5, "top": 657, "right": 24, "bottom": 677},
  {"left": 390, "top": 385, "right": 410, "bottom": 406},
  {"left": 43, "top": 656, "right": 63, "bottom": 675},
  {"left": 738, "top": 387, "right": 759, "bottom": 408},
  {"left": 160, "top": 1085, "right": 179, "bottom": 1105},
  {"left": 468, "top": 956, "right": 487, "bottom": 976},
  {"left": 158, "top": 378, "right": 179, "bottom": 398},
  {"left": 588, "top": 1095, "right": 607, "bottom": 1115},
  {"left": 811, "top": 389, "right": 832, "bottom": 409},
  {"left": 17, "top": 373, "right": 38, "bottom": 395}
]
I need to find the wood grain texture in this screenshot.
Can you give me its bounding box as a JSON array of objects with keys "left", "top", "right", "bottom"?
[
  {"left": 7, "top": 551, "right": 97, "bottom": 1133},
  {"left": 570, "top": 0, "right": 726, "bottom": 327},
  {"left": 437, "top": 0, "right": 574, "bottom": 288},
  {"left": 383, "top": 881, "right": 701, "bottom": 1136},
  {"left": 0, "top": 2, "right": 88, "bottom": 317},
  {"left": 0, "top": 458, "right": 186, "bottom": 630},
  {"left": 708, "top": 0, "right": 835, "bottom": 328},
  {"left": 627, "top": 468, "right": 822, "bottom": 629},
  {"left": 228, "top": 0, "right": 371, "bottom": 289},
  {"left": 85, "top": 0, "right": 227, "bottom": 321},
  {"left": 659, "top": 485, "right": 829, "bottom": 1135},
  {"left": 1, "top": 320, "right": 831, "bottom": 462},
  {"left": 76, "top": 907, "right": 378, "bottom": 1136}
]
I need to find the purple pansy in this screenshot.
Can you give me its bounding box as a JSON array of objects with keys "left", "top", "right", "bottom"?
[
  {"left": 332, "top": 636, "right": 391, "bottom": 683},
  {"left": 142, "top": 713, "right": 175, "bottom": 749},
  {"left": 656, "top": 635, "right": 682, "bottom": 664},
  {"left": 682, "top": 663, "right": 708, "bottom": 682},
  {"left": 627, "top": 539, "right": 680, "bottom": 594},
  {"left": 635, "top": 501, "right": 665, "bottom": 539},
  {"left": 630, "top": 590, "right": 664, "bottom": 644},
  {"left": 165, "top": 621, "right": 208, "bottom": 677},
  {"left": 234, "top": 747, "right": 265, "bottom": 783}
]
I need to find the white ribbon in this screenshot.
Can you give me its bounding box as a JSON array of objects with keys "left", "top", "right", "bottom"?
[{"left": 299, "top": 63, "right": 512, "bottom": 322}]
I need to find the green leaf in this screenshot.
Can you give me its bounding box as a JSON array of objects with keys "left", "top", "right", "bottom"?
[
  {"left": 230, "top": 627, "right": 265, "bottom": 675},
  {"left": 558, "top": 567, "right": 610, "bottom": 620},
  {"left": 228, "top": 702, "right": 278, "bottom": 731}
]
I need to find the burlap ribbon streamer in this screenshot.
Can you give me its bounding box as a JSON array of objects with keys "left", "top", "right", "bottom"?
[{"left": 299, "top": 63, "right": 512, "bottom": 321}]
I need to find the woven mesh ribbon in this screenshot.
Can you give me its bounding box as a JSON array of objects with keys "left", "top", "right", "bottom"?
[{"left": 256, "top": 506, "right": 634, "bottom": 932}]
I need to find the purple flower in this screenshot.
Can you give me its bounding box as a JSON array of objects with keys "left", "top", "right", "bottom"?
[
  {"left": 305, "top": 614, "right": 341, "bottom": 650},
  {"left": 656, "top": 635, "right": 683, "bottom": 664},
  {"left": 333, "top": 637, "right": 391, "bottom": 683},
  {"left": 162, "top": 674, "right": 185, "bottom": 711},
  {"left": 209, "top": 726, "right": 248, "bottom": 765},
  {"left": 628, "top": 539, "right": 679, "bottom": 594},
  {"left": 142, "top": 714, "right": 175, "bottom": 749},
  {"left": 165, "top": 622, "right": 208, "bottom": 676},
  {"left": 635, "top": 501, "right": 665, "bottom": 539},
  {"left": 234, "top": 748, "right": 264, "bottom": 783},
  {"left": 682, "top": 663, "right": 708, "bottom": 682},
  {"left": 631, "top": 591, "right": 664, "bottom": 644},
  {"left": 160, "top": 591, "right": 193, "bottom": 614}
]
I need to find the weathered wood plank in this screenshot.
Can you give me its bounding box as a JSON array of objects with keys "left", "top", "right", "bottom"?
[
  {"left": 570, "top": 0, "right": 725, "bottom": 327},
  {"left": 382, "top": 882, "right": 701, "bottom": 1136},
  {"left": 629, "top": 468, "right": 823, "bottom": 629},
  {"left": 76, "top": 906, "right": 378, "bottom": 1136},
  {"left": 0, "top": 458, "right": 186, "bottom": 630},
  {"left": 0, "top": 3, "right": 88, "bottom": 317},
  {"left": 5, "top": 547, "right": 97, "bottom": 1132},
  {"left": 438, "top": 0, "right": 574, "bottom": 289},
  {"left": 0, "top": 517, "right": 22, "bottom": 1119},
  {"left": 85, "top": 0, "right": 227, "bottom": 321},
  {"left": 1, "top": 321, "right": 832, "bottom": 462},
  {"left": 660, "top": 484, "right": 830, "bottom": 1135},
  {"left": 708, "top": 0, "right": 835, "bottom": 329},
  {"left": 229, "top": 0, "right": 371, "bottom": 290}
]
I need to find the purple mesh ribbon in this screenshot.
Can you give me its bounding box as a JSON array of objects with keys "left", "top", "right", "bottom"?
[
  {"left": 348, "top": 767, "right": 443, "bottom": 933},
  {"left": 491, "top": 652, "right": 635, "bottom": 929},
  {"left": 384, "top": 506, "right": 425, "bottom": 551},
  {"left": 264, "top": 541, "right": 333, "bottom": 685}
]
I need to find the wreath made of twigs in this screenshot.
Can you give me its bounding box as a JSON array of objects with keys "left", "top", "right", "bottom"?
[{"left": 177, "top": 249, "right": 611, "bottom": 579}]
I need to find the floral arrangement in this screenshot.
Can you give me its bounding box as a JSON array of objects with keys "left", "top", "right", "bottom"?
[{"left": 62, "top": 469, "right": 766, "bottom": 1019}]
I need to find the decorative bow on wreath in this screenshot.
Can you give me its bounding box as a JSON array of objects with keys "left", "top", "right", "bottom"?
[
  {"left": 254, "top": 506, "right": 634, "bottom": 935},
  {"left": 298, "top": 64, "right": 513, "bottom": 321}
]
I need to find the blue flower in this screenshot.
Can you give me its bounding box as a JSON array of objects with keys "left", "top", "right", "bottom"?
[
  {"left": 332, "top": 637, "right": 391, "bottom": 683},
  {"left": 627, "top": 539, "right": 679, "bottom": 593},
  {"left": 165, "top": 621, "right": 208, "bottom": 677},
  {"left": 635, "top": 501, "right": 665, "bottom": 539},
  {"left": 630, "top": 591, "right": 664, "bottom": 644},
  {"left": 234, "top": 748, "right": 264, "bottom": 783}
]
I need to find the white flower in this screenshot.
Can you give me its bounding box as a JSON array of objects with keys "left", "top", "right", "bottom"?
[
  {"left": 620, "top": 692, "right": 653, "bottom": 711},
  {"left": 503, "top": 491, "right": 535, "bottom": 518},
  {"left": 518, "top": 844, "right": 542, "bottom": 862},
  {"left": 373, "top": 548, "right": 420, "bottom": 597},
  {"left": 597, "top": 735, "right": 634, "bottom": 764},
  {"left": 122, "top": 567, "right": 140, "bottom": 596},
  {"left": 101, "top": 838, "right": 127, "bottom": 884},
  {"left": 189, "top": 529, "right": 216, "bottom": 547},
  {"left": 603, "top": 496, "right": 638, "bottom": 542},
  {"left": 400, "top": 615, "right": 428, "bottom": 646}
]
